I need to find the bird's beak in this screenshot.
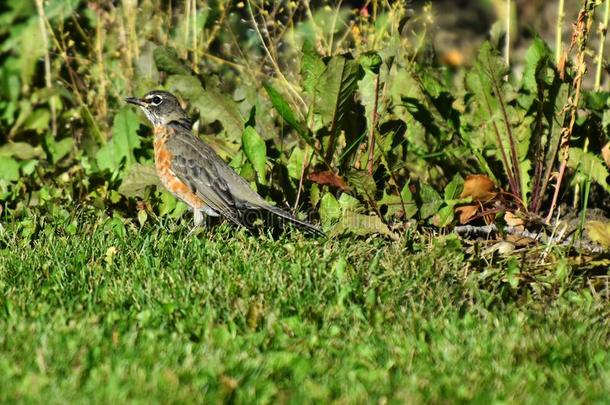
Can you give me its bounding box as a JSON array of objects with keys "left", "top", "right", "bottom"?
[{"left": 125, "top": 96, "right": 145, "bottom": 107}]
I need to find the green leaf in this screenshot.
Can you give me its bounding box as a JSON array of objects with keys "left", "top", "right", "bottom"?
[
  {"left": 337, "top": 211, "right": 398, "bottom": 240},
  {"left": 568, "top": 148, "right": 610, "bottom": 193},
  {"left": 434, "top": 205, "right": 455, "bottom": 228},
  {"left": 347, "top": 169, "right": 376, "bottom": 201},
  {"left": 153, "top": 46, "right": 193, "bottom": 76},
  {"left": 520, "top": 37, "right": 550, "bottom": 110},
  {"left": 193, "top": 90, "right": 244, "bottom": 140},
  {"left": 0, "top": 157, "right": 20, "bottom": 181},
  {"left": 0, "top": 142, "right": 42, "bottom": 160},
  {"left": 465, "top": 41, "right": 523, "bottom": 198},
  {"left": 118, "top": 164, "right": 161, "bottom": 198},
  {"left": 23, "top": 108, "right": 50, "bottom": 131},
  {"left": 359, "top": 51, "right": 382, "bottom": 74},
  {"left": 263, "top": 82, "right": 314, "bottom": 147},
  {"left": 419, "top": 184, "right": 443, "bottom": 219},
  {"left": 319, "top": 192, "right": 341, "bottom": 228},
  {"left": 166, "top": 74, "right": 204, "bottom": 100},
  {"left": 301, "top": 40, "right": 326, "bottom": 95},
  {"left": 316, "top": 55, "right": 364, "bottom": 130},
  {"left": 44, "top": 135, "right": 73, "bottom": 164},
  {"left": 97, "top": 108, "right": 141, "bottom": 171},
  {"left": 338, "top": 193, "right": 361, "bottom": 212},
  {"left": 287, "top": 147, "right": 306, "bottom": 180},
  {"left": 242, "top": 126, "right": 267, "bottom": 185},
  {"left": 444, "top": 174, "right": 463, "bottom": 202}
]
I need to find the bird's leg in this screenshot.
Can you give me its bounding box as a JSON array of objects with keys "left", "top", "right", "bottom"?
[{"left": 188, "top": 209, "right": 205, "bottom": 237}]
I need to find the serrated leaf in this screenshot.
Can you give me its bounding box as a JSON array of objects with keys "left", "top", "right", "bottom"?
[
  {"left": 193, "top": 90, "right": 243, "bottom": 140},
  {"left": 153, "top": 46, "right": 193, "bottom": 76},
  {"left": 118, "top": 164, "right": 161, "bottom": 198},
  {"left": 316, "top": 55, "right": 364, "bottom": 130},
  {"left": 347, "top": 169, "right": 376, "bottom": 200},
  {"left": 301, "top": 40, "right": 326, "bottom": 95},
  {"left": 359, "top": 51, "right": 382, "bottom": 74},
  {"left": 242, "top": 126, "right": 267, "bottom": 185},
  {"left": 520, "top": 37, "right": 550, "bottom": 110}
]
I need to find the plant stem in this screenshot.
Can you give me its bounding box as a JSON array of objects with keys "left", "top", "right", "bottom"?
[
  {"left": 505, "top": 0, "right": 511, "bottom": 66},
  {"left": 546, "top": 0, "right": 595, "bottom": 223},
  {"left": 367, "top": 74, "right": 380, "bottom": 175},
  {"left": 35, "top": 0, "right": 56, "bottom": 137},
  {"left": 595, "top": 0, "right": 610, "bottom": 90},
  {"left": 246, "top": 0, "right": 308, "bottom": 116},
  {"left": 556, "top": 0, "right": 565, "bottom": 63}
]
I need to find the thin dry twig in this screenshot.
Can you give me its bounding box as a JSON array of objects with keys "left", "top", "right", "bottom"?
[{"left": 546, "top": 1, "right": 595, "bottom": 223}]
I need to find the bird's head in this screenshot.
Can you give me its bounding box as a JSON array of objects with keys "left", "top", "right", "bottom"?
[{"left": 125, "top": 90, "right": 191, "bottom": 128}]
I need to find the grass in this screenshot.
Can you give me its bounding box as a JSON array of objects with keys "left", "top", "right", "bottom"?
[{"left": 0, "top": 213, "right": 608, "bottom": 403}]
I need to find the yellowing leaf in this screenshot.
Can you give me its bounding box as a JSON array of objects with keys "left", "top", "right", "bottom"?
[{"left": 586, "top": 221, "right": 610, "bottom": 249}]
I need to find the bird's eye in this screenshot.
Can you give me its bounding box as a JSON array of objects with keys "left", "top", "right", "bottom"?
[{"left": 150, "top": 95, "right": 163, "bottom": 105}]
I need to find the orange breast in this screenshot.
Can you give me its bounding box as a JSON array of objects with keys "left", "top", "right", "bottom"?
[{"left": 154, "top": 127, "right": 205, "bottom": 210}]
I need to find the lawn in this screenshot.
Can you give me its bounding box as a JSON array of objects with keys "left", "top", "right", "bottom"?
[{"left": 1, "top": 214, "right": 608, "bottom": 403}]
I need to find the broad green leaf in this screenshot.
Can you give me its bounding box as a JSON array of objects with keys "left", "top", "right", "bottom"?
[
  {"left": 0, "top": 142, "right": 42, "bottom": 160},
  {"left": 319, "top": 192, "right": 341, "bottom": 228},
  {"left": 153, "top": 46, "right": 193, "bottom": 76},
  {"left": 44, "top": 135, "right": 73, "bottom": 163},
  {"left": 118, "top": 164, "right": 161, "bottom": 198},
  {"left": 193, "top": 90, "right": 243, "bottom": 140},
  {"left": 444, "top": 174, "right": 463, "bottom": 202},
  {"left": 316, "top": 55, "right": 364, "bottom": 130},
  {"left": 301, "top": 40, "right": 326, "bottom": 95},
  {"left": 359, "top": 51, "right": 382, "bottom": 74},
  {"left": 0, "top": 157, "right": 20, "bottom": 181},
  {"left": 337, "top": 211, "right": 398, "bottom": 240},
  {"left": 23, "top": 108, "right": 50, "bottom": 131},
  {"left": 263, "top": 82, "right": 314, "bottom": 147},
  {"left": 568, "top": 148, "right": 610, "bottom": 193},
  {"left": 347, "top": 169, "right": 376, "bottom": 200},
  {"left": 465, "top": 41, "right": 524, "bottom": 199},
  {"left": 419, "top": 184, "right": 443, "bottom": 219},
  {"left": 338, "top": 193, "right": 361, "bottom": 212},
  {"left": 166, "top": 74, "right": 204, "bottom": 100},
  {"left": 520, "top": 37, "right": 550, "bottom": 110},
  {"left": 378, "top": 191, "right": 417, "bottom": 220},
  {"left": 287, "top": 147, "right": 306, "bottom": 180},
  {"left": 242, "top": 126, "right": 267, "bottom": 185},
  {"left": 433, "top": 205, "right": 455, "bottom": 228},
  {"left": 97, "top": 108, "right": 141, "bottom": 171}
]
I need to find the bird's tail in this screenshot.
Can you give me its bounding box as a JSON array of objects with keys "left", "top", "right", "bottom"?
[{"left": 255, "top": 204, "right": 325, "bottom": 237}]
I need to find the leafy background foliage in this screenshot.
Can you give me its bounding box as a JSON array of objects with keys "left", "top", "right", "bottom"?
[{"left": 0, "top": 0, "right": 609, "bottom": 243}]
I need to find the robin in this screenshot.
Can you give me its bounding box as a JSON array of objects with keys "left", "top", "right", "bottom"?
[{"left": 125, "top": 90, "right": 323, "bottom": 236}]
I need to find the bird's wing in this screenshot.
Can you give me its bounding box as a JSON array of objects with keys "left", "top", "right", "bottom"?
[
  {"left": 166, "top": 125, "right": 324, "bottom": 236},
  {"left": 165, "top": 129, "right": 246, "bottom": 225}
]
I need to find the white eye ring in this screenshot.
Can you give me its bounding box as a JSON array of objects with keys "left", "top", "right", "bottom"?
[{"left": 149, "top": 95, "right": 163, "bottom": 106}]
